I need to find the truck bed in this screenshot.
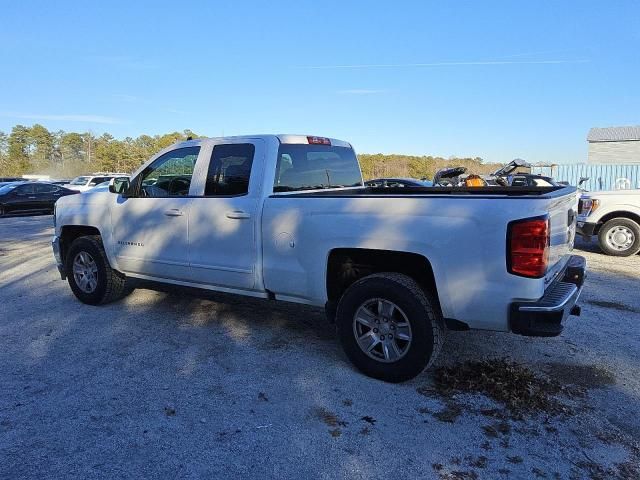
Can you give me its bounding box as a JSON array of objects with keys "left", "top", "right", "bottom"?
[{"left": 273, "top": 185, "right": 572, "bottom": 198}]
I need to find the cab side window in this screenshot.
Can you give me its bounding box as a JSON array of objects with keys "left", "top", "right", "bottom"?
[
  {"left": 137, "top": 147, "right": 200, "bottom": 197},
  {"left": 205, "top": 144, "right": 255, "bottom": 196},
  {"left": 35, "top": 184, "right": 56, "bottom": 194},
  {"left": 15, "top": 184, "right": 35, "bottom": 195}
]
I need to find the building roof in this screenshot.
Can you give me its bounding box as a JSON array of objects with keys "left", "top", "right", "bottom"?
[{"left": 587, "top": 126, "right": 640, "bottom": 142}]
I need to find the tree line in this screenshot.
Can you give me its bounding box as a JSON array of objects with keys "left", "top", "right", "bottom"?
[{"left": 0, "top": 124, "right": 501, "bottom": 180}]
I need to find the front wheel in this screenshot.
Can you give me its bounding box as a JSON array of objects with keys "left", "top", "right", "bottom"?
[
  {"left": 597, "top": 218, "right": 640, "bottom": 257},
  {"left": 336, "top": 273, "right": 445, "bottom": 383},
  {"left": 65, "top": 235, "right": 131, "bottom": 305}
]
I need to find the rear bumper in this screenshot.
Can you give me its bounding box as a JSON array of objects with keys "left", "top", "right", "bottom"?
[
  {"left": 52, "top": 236, "right": 66, "bottom": 280},
  {"left": 576, "top": 221, "right": 597, "bottom": 238},
  {"left": 509, "top": 255, "right": 586, "bottom": 337}
]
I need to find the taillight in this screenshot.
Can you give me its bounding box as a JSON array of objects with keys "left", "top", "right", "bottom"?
[
  {"left": 507, "top": 216, "right": 549, "bottom": 278},
  {"left": 307, "top": 136, "right": 331, "bottom": 145}
]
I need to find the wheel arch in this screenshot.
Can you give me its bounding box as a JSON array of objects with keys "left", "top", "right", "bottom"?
[
  {"left": 59, "top": 225, "right": 103, "bottom": 265},
  {"left": 595, "top": 210, "right": 640, "bottom": 234},
  {"left": 326, "top": 248, "right": 442, "bottom": 316}
]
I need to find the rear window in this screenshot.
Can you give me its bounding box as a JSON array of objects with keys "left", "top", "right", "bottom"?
[
  {"left": 70, "top": 176, "right": 90, "bottom": 185},
  {"left": 273, "top": 144, "right": 362, "bottom": 192}
]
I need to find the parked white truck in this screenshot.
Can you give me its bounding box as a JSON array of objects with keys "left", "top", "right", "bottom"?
[
  {"left": 52, "top": 135, "right": 586, "bottom": 381},
  {"left": 577, "top": 189, "right": 640, "bottom": 256}
]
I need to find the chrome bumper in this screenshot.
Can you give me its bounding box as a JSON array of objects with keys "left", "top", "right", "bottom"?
[{"left": 510, "top": 255, "right": 586, "bottom": 337}]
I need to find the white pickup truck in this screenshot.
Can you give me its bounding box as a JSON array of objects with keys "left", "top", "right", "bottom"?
[
  {"left": 577, "top": 189, "right": 640, "bottom": 256},
  {"left": 52, "top": 135, "right": 586, "bottom": 382}
]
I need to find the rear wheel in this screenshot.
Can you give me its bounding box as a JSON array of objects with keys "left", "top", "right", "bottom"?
[
  {"left": 65, "top": 236, "right": 131, "bottom": 305},
  {"left": 597, "top": 218, "right": 640, "bottom": 257},
  {"left": 336, "top": 272, "right": 445, "bottom": 382}
]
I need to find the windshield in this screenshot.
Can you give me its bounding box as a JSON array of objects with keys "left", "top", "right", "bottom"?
[
  {"left": 273, "top": 144, "right": 363, "bottom": 192},
  {"left": 0, "top": 184, "right": 19, "bottom": 195},
  {"left": 70, "top": 176, "right": 91, "bottom": 185}
]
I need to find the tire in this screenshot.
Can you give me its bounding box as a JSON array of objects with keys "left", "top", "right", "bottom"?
[
  {"left": 65, "top": 235, "right": 131, "bottom": 305},
  {"left": 597, "top": 218, "right": 640, "bottom": 257},
  {"left": 336, "top": 272, "right": 445, "bottom": 383}
]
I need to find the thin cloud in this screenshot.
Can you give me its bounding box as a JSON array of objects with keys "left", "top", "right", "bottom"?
[
  {"left": 299, "top": 59, "right": 590, "bottom": 70},
  {"left": 337, "top": 89, "right": 388, "bottom": 95},
  {"left": 89, "top": 55, "right": 160, "bottom": 70},
  {"left": 0, "top": 112, "right": 121, "bottom": 124},
  {"left": 111, "top": 93, "right": 139, "bottom": 102}
]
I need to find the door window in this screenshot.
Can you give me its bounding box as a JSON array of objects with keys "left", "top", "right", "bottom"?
[
  {"left": 35, "top": 184, "right": 56, "bottom": 193},
  {"left": 14, "top": 184, "right": 35, "bottom": 195},
  {"left": 137, "top": 147, "right": 200, "bottom": 197},
  {"left": 204, "top": 144, "right": 255, "bottom": 196}
]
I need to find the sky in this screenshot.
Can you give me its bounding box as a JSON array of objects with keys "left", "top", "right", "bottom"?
[{"left": 0, "top": 0, "right": 638, "bottom": 164}]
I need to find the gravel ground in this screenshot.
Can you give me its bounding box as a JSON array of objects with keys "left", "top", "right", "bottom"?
[{"left": 1, "top": 215, "right": 639, "bottom": 479}]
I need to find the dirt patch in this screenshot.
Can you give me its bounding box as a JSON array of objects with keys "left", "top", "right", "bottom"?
[
  {"left": 361, "top": 415, "right": 376, "bottom": 425},
  {"left": 482, "top": 421, "right": 511, "bottom": 438},
  {"left": 574, "top": 460, "right": 640, "bottom": 480},
  {"left": 545, "top": 363, "right": 616, "bottom": 389},
  {"left": 421, "top": 359, "right": 583, "bottom": 417},
  {"left": 433, "top": 401, "right": 463, "bottom": 423},
  {"left": 587, "top": 299, "right": 640, "bottom": 314},
  {"left": 311, "top": 406, "right": 347, "bottom": 428}
]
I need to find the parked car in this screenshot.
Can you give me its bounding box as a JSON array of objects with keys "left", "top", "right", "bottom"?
[
  {"left": 64, "top": 174, "right": 128, "bottom": 192},
  {"left": 85, "top": 177, "right": 129, "bottom": 193},
  {"left": 365, "top": 178, "right": 434, "bottom": 187},
  {"left": 0, "top": 182, "right": 78, "bottom": 216},
  {"left": 577, "top": 189, "right": 640, "bottom": 256},
  {"left": 0, "top": 177, "right": 24, "bottom": 183},
  {"left": 52, "top": 135, "right": 584, "bottom": 382}
]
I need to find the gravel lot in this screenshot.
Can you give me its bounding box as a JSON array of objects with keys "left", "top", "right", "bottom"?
[{"left": 1, "top": 215, "right": 639, "bottom": 479}]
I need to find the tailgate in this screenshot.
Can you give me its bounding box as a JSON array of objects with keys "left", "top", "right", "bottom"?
[{"left": 544, "top": 188, "right": 580, "bottom": 284}]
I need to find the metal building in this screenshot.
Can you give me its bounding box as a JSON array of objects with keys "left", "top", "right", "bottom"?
[{"left": 587, "top": 126, "right": 640, "bottom": 164}]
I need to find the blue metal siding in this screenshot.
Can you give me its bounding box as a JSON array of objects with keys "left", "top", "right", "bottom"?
[{"left": 532, "top": 164, "right": 640, "bottom": 191}]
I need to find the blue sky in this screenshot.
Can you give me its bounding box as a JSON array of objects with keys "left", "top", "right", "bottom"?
[{"left": 0, "top": 1, "right": 638, "bottom": 163}]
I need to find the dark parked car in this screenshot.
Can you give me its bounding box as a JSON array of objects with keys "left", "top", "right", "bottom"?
[
  {"left": 0, "top": 182, "right": 79, "bottom": 216},
  {"left": 0, "top": 177, "right": 23, "bottom": 183},
  {"left": 365, "top": 177, "right": 433, "bottom": 188}
]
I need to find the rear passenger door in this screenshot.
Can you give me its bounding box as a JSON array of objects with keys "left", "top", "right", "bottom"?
[
  {"left": 33, "top": 183, "right": 58, "bottom": 211},
  {"left": 188, "top": 140, "right": 264, "bottom": 290}
]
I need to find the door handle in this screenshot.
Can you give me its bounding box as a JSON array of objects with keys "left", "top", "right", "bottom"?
[
  {"left": 225, "top": 210, "right": 251, "bottom": 219},
  {"left": 28, "top": 196, "right": 36, "bottom": 199},
  {"left": 164, "top": 209, "right": 184, "bottom": 217}
]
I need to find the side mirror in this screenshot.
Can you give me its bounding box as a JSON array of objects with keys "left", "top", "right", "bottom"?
[{"left": 109, "top": 177, "right": 130, "bottom": 194}]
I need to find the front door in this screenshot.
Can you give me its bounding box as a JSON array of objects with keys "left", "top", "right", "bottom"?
[
  {"left": 188, "top": 140, "right": 264, "bottom": 290},
  {"left": 111, "top": 146, "right": 201, "bottom": 281},
  {"left": 6, "top": 184, "right": 37, "bottom": 213}
]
